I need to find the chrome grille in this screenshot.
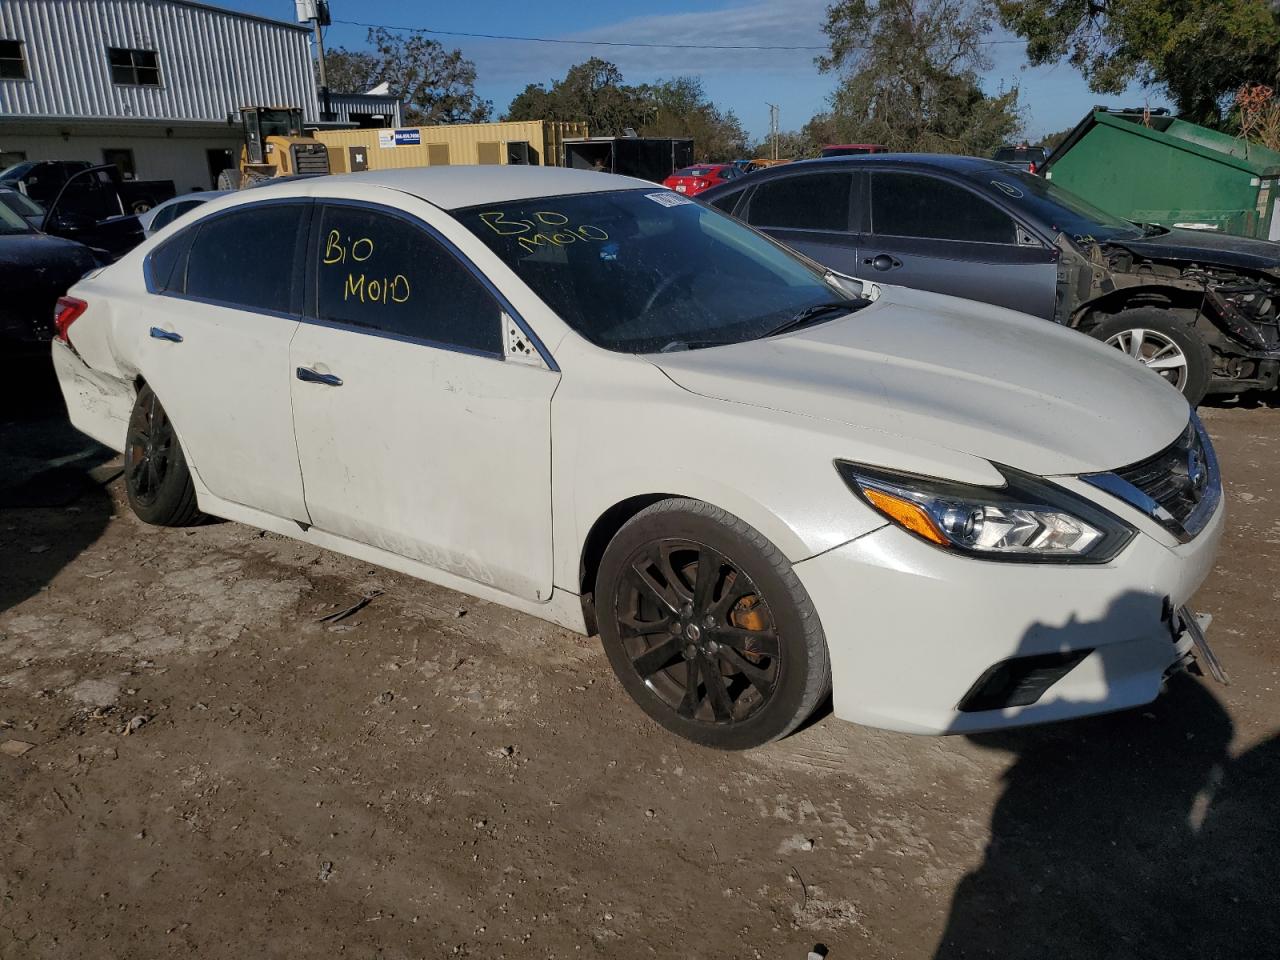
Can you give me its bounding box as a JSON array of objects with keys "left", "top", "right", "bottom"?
[{"left": 1081, "top": 415, "right": 1221, "bottom": 542}]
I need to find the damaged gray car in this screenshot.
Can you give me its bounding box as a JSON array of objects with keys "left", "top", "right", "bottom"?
[{"left": 701, "top": 155, "right": 1280, "bottom": 404}]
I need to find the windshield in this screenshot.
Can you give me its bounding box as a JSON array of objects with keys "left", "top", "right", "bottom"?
[
  {"left": 0, "top": 162, "right": 35, "bottom": 181},
  {"left": 973, "top": 168, "right": 1143, "bottom": 243},
  {"left": 0, "top": 201, "right": 33, "bottom": 235},
  {"left": 456, "top": 189, "right": 860, "bottom": 353},
  {"left": 0, "top": 188, "right": 43, "bottom": 218}
]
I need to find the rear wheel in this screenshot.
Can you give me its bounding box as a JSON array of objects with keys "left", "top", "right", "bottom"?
[
  {"left": 1087, "top": 307, "right": 1212, "bottom": 405},
  {"left": 596, "top": 499, "right": 830, "bottom": 750},
  {"left": 124, "top": 384, "right": 203, "bottom": 526}
]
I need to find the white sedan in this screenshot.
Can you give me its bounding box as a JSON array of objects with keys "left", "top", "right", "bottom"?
[
  {"left": 51, "top": 167, "right": 1225, "bottom": 748},
  {"left": 136, "top": 190, "right": 230, "bottom": 237}
]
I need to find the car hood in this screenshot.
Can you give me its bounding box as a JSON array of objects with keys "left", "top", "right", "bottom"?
[
  {"left": 1106, "top": 227, "right": 1280, "bottom": 276},
  {"left": 0, "top": 230, "right": 98, "bottom": 274},
  {"left": 651, "top": 286, "right": 1190, "bottom": 478}
]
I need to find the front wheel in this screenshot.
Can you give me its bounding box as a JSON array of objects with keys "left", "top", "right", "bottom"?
[
  {"left": 596, "top": 499, "right": 831, "bottom": 750},
  {"left": 1087, "top": 307, "right": 1212, "bottom": 405}
]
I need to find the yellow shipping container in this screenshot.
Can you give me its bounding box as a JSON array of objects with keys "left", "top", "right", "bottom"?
[{"left": 315, "top": 120, "right": 588, "bottom": 173}]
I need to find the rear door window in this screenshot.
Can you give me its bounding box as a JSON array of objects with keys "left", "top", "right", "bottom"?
[
  {"left": 746, "top": 172, "right": 852, "bottom": 232},
  {"left": 707, "top": 188, "right": 746, "bottom": 215},
  {"left": 314, "top": 204, "right": 502, "bottom": 355},
  {"left": 871, "top": 172, "right": 1016, "bottom": 244},
  {"left": 182, "top": 202, "right": 308, "bottom": 313}
]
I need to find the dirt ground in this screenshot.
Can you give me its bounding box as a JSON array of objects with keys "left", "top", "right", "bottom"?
[{"left": 2, "top": 360, "right": 1277, "bottom": 960}]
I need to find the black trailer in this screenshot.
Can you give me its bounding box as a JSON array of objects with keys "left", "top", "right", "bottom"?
[{"left": 562, "top": 137, "right": 694, "bottom": 183}]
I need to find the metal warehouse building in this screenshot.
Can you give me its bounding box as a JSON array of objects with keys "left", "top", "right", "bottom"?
[{"left": 0, "top": 0, "right": 396, "bottom": 192}]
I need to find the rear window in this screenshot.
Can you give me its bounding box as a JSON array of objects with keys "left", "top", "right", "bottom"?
[
  {"left": 675, "top": 167, "right": 715, "bottom": 178},
  {"left": 993, "top": 147, "right": 1046, "bottom": 163},
  {"left": 182, "top": 203, "right": 306, "bottom": 313}
]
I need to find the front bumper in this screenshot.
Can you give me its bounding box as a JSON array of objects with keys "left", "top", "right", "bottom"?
[{"left": 794, "top": 497, "right": 1225, "bottom": 734}]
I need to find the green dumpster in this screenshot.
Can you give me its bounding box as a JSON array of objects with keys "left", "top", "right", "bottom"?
[{"left": 1041, "top": 109, "right": 1280, "bottom": 241}]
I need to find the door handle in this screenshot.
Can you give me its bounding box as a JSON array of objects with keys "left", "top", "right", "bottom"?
[
  {"left": 864, "top": 254, "right": 902, "bottom": 271},
  {"left": 149, "top": 326, "right": 183, "bottom": 343},
  {"left": 296, "top": 366, "right": 343, "bottom": 387}
]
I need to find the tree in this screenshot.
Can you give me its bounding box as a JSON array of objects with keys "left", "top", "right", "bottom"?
[
  {"left": 505, "top": 58, "right": 648, "bottom": 134},
  {"left": 637, "top": 77, "right": 749, "bottom": 160},
  {"left": 324, "top": 28, "right": 491, "bottom": 125},
  {"left": 505, "top": 61, "right": 747, "bottom": 157},
  {"left": 996, "top": 0, "right": 1280, "bottom": 125},
  {"left": 816, "top": 0, "right": 1023, "bottom": 155}
]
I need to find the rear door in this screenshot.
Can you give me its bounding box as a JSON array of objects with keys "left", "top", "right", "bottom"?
[
  {"left": 865, "top": 170, "right": 1057, "bottom": 318},
  {"left": 742, "top": 169, "right": 862, "bottom": 275},
  {"left": 136, "top": 200, "right": 311, "bottom": 521},
  {"left": 288, "top": 201, "right": 558, "bottom": 602}
]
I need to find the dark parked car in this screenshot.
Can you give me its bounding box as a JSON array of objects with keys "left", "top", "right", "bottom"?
[
  {"left": 0, "top": 200, "right": 98, "bottom": 346},
  {"left": 701, "top": 154, "right": 1280, "bottom": 403},
  {"left": 993, "top": 144, "right": 1048, "bottom": 174},
  {"left": 0, "top": 162, "right": 148, "bottom": 259}
]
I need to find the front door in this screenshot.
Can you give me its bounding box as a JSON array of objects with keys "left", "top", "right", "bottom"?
[
  {"left": 865, "top": 171, "right": 1057, "bottom": 318},
  {"left": 289, "top": 202, "right": 559, "bottom": 602},
  {"left": 138, "top": 200, "right": 311, "bottom": 521},
  {"left": 744, "top": 170, "right": 862, "bottom": 276}
]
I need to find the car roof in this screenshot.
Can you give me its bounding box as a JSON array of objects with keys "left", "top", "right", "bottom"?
[
  {"left": 322, "top": 166, "right": 654, "bottom": 210},
  {"left": 698, "top": 153, "right": 1014, "bottom": 198}
]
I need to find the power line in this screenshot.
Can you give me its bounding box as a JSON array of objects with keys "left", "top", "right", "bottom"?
[
  {"left": 333, "top": 19, "right": 827, "bottom": 50},
  {"left": 334, "top": 18, "right": 1030, "bottom": 52}
]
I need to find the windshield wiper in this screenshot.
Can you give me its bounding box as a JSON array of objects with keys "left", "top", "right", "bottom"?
[
  {"left": 761, "top": 300, "right": 860, "bottom": 339},
  {"left": 658, "top": 338, "right": 732, "bottom": 352}
]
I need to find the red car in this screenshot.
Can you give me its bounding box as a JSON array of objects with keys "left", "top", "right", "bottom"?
[{"left": 662, "top": 163, "right": 742, "bottom": 196}]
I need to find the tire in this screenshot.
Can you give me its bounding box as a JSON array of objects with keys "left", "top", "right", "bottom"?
[
  {"left": 124, "top": 384, "right": 203, "bottom": 526},
  {"left": 130, "top": 198, "right": 153, "bottom": 215},
  {"left": 596, "top": 498, "right": 831, "bottom": 750},
  {"left": 215, "top": 169, "right": 242, "bottom": 191},
  {"left": 1086, "top": 307, "right": 1212, "bottom": 405}
]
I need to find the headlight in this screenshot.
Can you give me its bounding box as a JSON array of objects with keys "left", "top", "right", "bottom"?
[{"left": 835, "top": 462, "right": 1135, "bottom": 563}]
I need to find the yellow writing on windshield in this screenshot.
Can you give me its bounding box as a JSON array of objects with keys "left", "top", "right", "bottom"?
[{"left": 479, "top": 210, "right": 610, "bottom": 253}]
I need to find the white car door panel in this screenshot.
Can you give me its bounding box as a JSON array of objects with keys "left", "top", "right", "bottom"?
[
  {"left": 288, "top": 202, "right": 557, "bottom": 602},
  {"left": 136, "top": 200, "right": 310, "bottom": 522}
]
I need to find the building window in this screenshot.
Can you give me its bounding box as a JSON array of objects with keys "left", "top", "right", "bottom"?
[
  {"left": 0, "top": 39, "right": 26, "bottom": 79},
  {"left": 108, "top": 47, "right": 161, "bottom": 86},
  {"left": 102, "top": 148, "right": 137, "bottom": 180}
]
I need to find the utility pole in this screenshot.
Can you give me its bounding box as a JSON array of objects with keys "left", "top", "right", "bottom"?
[
  {"left": 766, "top": 103, "right": 779, "bottom": 160},
  {"left": 297, "top": 0, "right": 334, "bottom": 121}
]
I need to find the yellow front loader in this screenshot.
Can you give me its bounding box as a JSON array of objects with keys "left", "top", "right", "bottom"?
[{"left": 217, "top": 107, "right": 330, "bottom": 190}]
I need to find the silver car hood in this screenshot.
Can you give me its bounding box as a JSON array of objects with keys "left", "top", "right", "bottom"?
[{"left": 652, "top": 285, "right": 1189, "bottom": 477}]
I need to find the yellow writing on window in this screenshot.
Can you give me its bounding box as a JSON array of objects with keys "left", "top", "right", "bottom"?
[
  {"left": 324, "top": 230, "right": 375, "bottom": 264},
  {"left": 343, "top": 272, "right": 411, "bottom": 304},
  {"left": 478, "top": 209, "right": 609, "bottom": 252}
]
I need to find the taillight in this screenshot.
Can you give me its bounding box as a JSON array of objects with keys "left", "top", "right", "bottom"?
[
  {"left": 693, "top": 179, "right": 707, "bottom": 189},
  {"left": 54, "top": 296, "right": 87, "bottom": 343},
  {"left": 1028, "top": 161, "right": 1037, "bottom": 175}
]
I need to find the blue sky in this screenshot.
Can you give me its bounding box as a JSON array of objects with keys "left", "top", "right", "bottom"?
[{"left": 227, "top": 0, "right": 1167, "bottom": 143}]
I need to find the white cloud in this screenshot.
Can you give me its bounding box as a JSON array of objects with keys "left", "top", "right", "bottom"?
[{"left": 462, "top": 0, "right": 832, "bottom": 85}]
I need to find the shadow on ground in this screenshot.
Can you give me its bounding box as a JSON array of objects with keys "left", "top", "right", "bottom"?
[
  {"left": 0, "top": 351, "right": 115, "bottom": 614},
  {"left": 934, "top": 591, "right": 1278, "bottom": 959}
]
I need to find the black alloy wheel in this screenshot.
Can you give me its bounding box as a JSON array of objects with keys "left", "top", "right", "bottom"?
[
  {"left": 617, "top": 537, "right": 780, "bottom": 724},
  {"left": 597, "top": 498, "right": 831, "bottom": 749},
  {"left": 126, "top": 388, "right": 175, "bottom": 508},
  {"left": 123, "top": 384, "right": 203, "bottom": 526}
]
